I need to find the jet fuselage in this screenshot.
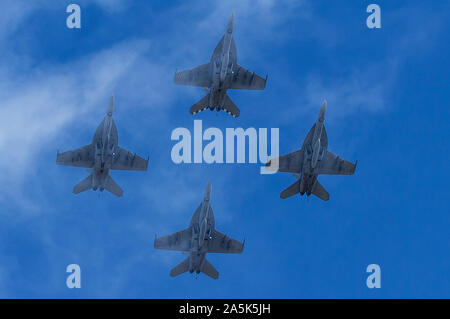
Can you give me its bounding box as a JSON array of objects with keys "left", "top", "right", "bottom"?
[
  {"left": 189, "top": 183, "right": 214, "bottom": 273},
  {"left": 91, "top": 104, "right": 118, "bottom": 191},
  {"left": 298, "top": 102, "right": 328, "bottom": 196},
  {"left": 208, "top": 14, "right": 236, "bottom": 112}
]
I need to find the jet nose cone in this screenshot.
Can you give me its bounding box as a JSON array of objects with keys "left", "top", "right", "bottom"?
[
  {"left": 227, "top": 13, "right": 235, "bottom": 33},
  {"left": 321, "top": 100, "right": 327, "bottom": 112},
  {"left": 318, "top": 100, "right": 327, "bottom": 122},
  {"left": 204, "top": 182, "right": 212, "bottom": 201},
  {"left": 107, "top": 96, "right": 114, "bottom": 116}
]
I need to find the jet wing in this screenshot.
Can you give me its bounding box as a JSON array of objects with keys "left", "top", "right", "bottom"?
[
  {"left": 154, "top": 228, "right": 192, "bottom": 252},
  {"left": 111, "top": 146, "right": 148, "bottom": 171},
  {"left": 317, "top": 150, "right": 357, "bottom": 175},
  {"left": 266, "top": 149, "right": 304, "bottom": 173},
  {"left": 230, "top": 65, "right": 267, "bottom": 90},
  {"left": 174, "top": 63, "right": 211, "bottom": 87},
  {"left": 56, "top": 144, "right": 94, "bottom": 168},
  {"left": 207, "top": 230, "right": 244, "bottom": 254}
]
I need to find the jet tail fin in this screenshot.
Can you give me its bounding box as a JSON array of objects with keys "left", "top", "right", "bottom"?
[
  {"left": 73, "top": 174, "right": 93, "bottom": 194},
  {"left": 222, "top": 95, "right": 240, "bottom": 118},
  {"left": 170, "top": 258, "right": 190, "bottom": 277},
  {"left": 201, "top": 258, "right": 219, "bottom": 279},
  {"left": 311, "top": 180, "right": 330, "bottom": 201},
  {"left": 104, "top": 175, "right": 123, "bottom": 197},
  {"left": 280, "top": 179, "right": 300, "bottom": 199},
  {"left": 190, "top": 94, "right": 210, "bottom": 115}
]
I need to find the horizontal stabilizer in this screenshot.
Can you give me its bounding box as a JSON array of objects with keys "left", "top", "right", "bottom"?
[
  {"left": 280, "top": 179, "right": 301, "bottom": 199},
  {"left": 190, "top": 94, "right": 210, "bottom": 115},
  {"left": 311, "top": 180, "right": 330, "bottom": 201},
  {"left": 222, "top": 95, "right": 240, "bottom": 118},
  {"left": 201, "top": 258, "right": 219, "bottom": 279},
  {"left": 73, "top": 175, "right": 93, "bottom": 194},
  {"left": 170, "top": 258, "right": 190, "bottom": 277},
  {"left": 104, "top": 175, "right": 123, "bottom": 197}
]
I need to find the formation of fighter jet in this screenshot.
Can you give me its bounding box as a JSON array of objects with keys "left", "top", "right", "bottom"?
[
  {"left": 174, "top": 13, "right": 267, "bottom": 118},
  {"left": 154, "top": 183, "right": 244, "bottom": 279},
  {"left": 56, "top": 96, "right": 149, "bottom": 197},
  {"left": 266, "top": 101, "right": 357, "bottom": 201},
  {"left": 51, "top": 12, "right": 359, "bottom": 281}
]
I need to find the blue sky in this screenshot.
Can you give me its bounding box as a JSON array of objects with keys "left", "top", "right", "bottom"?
[{"left": 0, "top": 0, "right": 448, "bottom": 298}]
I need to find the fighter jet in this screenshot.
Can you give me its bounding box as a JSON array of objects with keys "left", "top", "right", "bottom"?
[
  {"left": 56, "top": 96, "right": 149, "bottom": 197},
  {"left": 154, "top": 183, "right": 244, "bottom": 279},
  {"left": 266, "top": 101, "right": 357, "bottom": 201},
  {"left": 174, "top": 13, "right": 267, "bottom": 118}
]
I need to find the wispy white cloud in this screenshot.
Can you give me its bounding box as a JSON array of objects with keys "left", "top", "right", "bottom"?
[
  {"left": 0, "top": 0, "right": 443, "bottom": 216},
  {"left": 86, "top": 0, "right": 128, "bottom": 12},
  {"left": 290, "top": 60, "right": 398, "bottom": 123},
  {"left": 195, "top": 0, "right": 308, "bottom": 34},
  {"left": 0, "top": 38, "right": 178, "bottom": 213},
  {"left": 0, "top": 0, "right": 40, "bottom": 43},
  {"left": 0, "top": 0, "right": 129, "bottom": 44}
]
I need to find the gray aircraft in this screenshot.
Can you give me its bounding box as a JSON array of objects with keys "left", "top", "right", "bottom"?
[
  {"left": 56, "top": 96, "right": 149, "bottom": 197},
  {"left": 266, "top": 101, "right": 357, "bottom": 201},
  {"left": 174, "top": 13, "right": 267, "bottom": 118},
  {"left": 154, "top": 182, "right": 244, "bottom": 279}
]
